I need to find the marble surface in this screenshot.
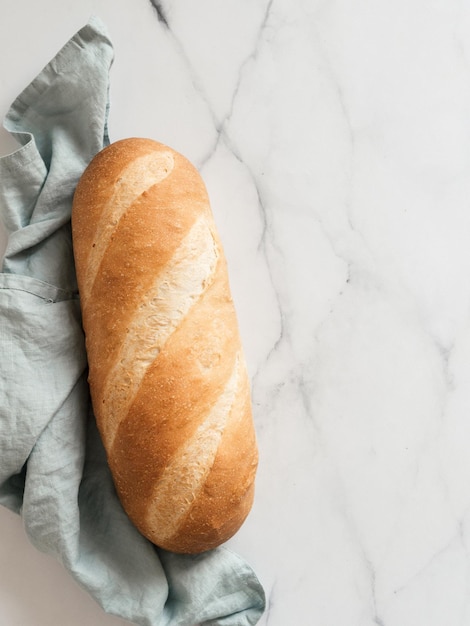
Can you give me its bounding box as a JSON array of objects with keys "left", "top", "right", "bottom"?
[{"left": 2, "top": 1, "right": 470, "bottom": 624}]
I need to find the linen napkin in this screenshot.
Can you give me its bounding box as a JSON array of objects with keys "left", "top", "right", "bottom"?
[{"left": 0, "top": 17, "right": 265, "bottom": 626}]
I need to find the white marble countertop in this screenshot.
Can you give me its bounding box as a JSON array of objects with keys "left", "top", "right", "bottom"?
[{"left": 2, "top": 1, "right": 470, "bottom": 625}]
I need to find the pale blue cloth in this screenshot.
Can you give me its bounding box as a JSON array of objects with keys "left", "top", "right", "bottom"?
[{"left": 0, "top": 18, "right": 265, "bottom": 626}]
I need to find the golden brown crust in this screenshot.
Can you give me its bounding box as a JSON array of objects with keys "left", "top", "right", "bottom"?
[
  {"left": 72, "top": 137, "right": 258, "bottom": 553},
  {"left": 109, "top": 255, "right": 239, "bottom": 522}
]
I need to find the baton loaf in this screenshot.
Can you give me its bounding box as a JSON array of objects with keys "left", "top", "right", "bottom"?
[{"left": 71, "top": 137, "right": 258, "bottom": 554}]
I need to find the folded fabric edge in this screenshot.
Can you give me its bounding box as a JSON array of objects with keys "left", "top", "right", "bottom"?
[
  {"left": 1, "top": 16, "right": 112, "bottom": 164},
  {"left": 0, "top": 14, "right": 111, "bottom": 189},
  {"left": 0, "top": 273, "right": 77, "bottom": 301},
  {"left": 220, "top": 546, "right": 266, "bottom": 624}
]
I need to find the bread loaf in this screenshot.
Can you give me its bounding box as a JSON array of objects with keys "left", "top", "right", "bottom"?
[{"left": 71, "top": 137, "right": 258, "bottom": 554}]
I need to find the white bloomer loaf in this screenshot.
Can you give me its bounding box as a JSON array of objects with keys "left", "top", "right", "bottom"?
[{"left": 71, "top": 137, "right": 259, "bottom": 554}]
